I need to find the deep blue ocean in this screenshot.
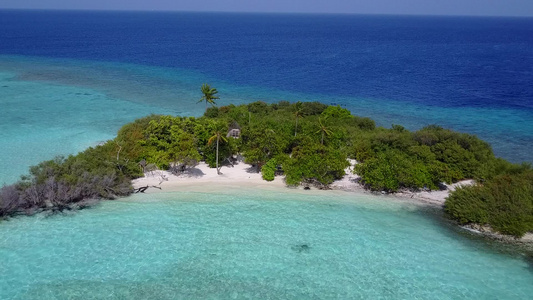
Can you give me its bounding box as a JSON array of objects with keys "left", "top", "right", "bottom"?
[
  {"left": 1, "top": 10, "right": 533, "bottom": 299},
  {"left": 1, "top": 11, "right": 532, "bottom": 181}
]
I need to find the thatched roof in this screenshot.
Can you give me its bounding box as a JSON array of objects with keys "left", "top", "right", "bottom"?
[{"left": 229, "top": 121, "right": 241, "bottom": 130}]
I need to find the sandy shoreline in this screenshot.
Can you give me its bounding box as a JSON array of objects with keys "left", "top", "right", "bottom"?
[
  {"left": 132, "top": 161, "right": 286, "bottom": 193},
  {"left": 132, "top": 160, "right": 463, "bottom": 207},
  {"left": 132, "top": 160, "right": 533, "bottom": 245}
]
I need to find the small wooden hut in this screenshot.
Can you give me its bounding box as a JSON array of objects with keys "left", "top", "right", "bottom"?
[{"left": 227, "top": 121, "right": 241, "bottom": 139}]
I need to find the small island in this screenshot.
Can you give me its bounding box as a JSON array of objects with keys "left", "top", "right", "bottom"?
[{"left": 0, "top": 86, "right": 532, "bottom": 242}]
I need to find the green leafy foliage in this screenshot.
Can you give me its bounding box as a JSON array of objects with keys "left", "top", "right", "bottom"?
[
  {"left": 284, "top": 140, "right": 349, "bottom": 187},
  {"left": 2, "top": 96, "right": 530, "bottom": 239},
  {"left": 355, "top": 149, "right": 437, "bottom": 192},
  {"left": 261, "top": 158, "right": 278, "bottom": 181},
  {"left": 247, "top": 101, "right": 270, "bottom": 115},
  {"left": 354, "top": 125, "right": 498, "bottom": 192},
  {"left": 320, "top": 105, "right": 352, "bottom": 120},
  {"left": 445, "top": 170, "right": 533, "bottom": 237},
  {"left": 140, "top": 116, "right": 202, "bottom": 169},
  {"left": 198, "top": 83, "right": 220, "bottom": 109},
  {"left": 243, "top": 125, "right": 287, "bottom": 169},
  {"left": 300, "top": 101, "right": 328, "bottom": 116},
  {"left": 204, "top": 106, "right": 219, "bottom": 118}
]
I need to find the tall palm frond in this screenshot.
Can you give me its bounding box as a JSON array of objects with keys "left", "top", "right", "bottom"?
[
  {"left": 316, "top": 117, "right": 333, "bottom": 145},
  {"left": 198, "top": 83, "right": 220, "bottom": 110}
]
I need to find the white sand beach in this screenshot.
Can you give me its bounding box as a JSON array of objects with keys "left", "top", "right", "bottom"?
[
  {"left": 132, "top": 161, "right": 286, "bottom": 194},
  {"left": 133, "top": 159, "right": 533, "bottom": 244},
  {"left": 394, "top": 180, "right": 475, "bottom": 206},
  {"left": 132, "top": 159, "right": 465, "bottom": 207}
]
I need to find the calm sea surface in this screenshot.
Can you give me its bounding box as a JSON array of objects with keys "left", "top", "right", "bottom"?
[
  {"left": 0, "top": 11, "right": 532, "bottom": 184},
  {"left": 0, "top": 10, "right": 532, "bottom": 299},
  {"left": 1, "top": 189, "right": 532, "bottom": 299}
]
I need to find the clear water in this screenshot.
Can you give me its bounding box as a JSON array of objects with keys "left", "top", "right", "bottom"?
[
  {"left": 1, "top": 11, "right": 532, "bottom": 298},
  {"left": 0, "top": 56, "right": 296, "bottom": 184},
  {"left": 1, "top": 54, "right": 532, "bottom": 185},
  {"left": 1, "top": 11, "right": 532, "bottom": 185},
  {"left": 0, "top": 68, "right": 171, "bottom": 184},
  {"left": 1, "top": 189, "right": 531, "bottom": 299}
]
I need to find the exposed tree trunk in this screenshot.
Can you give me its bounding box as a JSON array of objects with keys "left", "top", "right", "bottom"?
[
  {"left": 295, "top": 118, "right": 298, "bottom": 137},
  {"left": 115, "top": 143, "right": 122, "bottom": 161},
  {"left": 216, "top": 135, "right": 220, "bottom": 174}
]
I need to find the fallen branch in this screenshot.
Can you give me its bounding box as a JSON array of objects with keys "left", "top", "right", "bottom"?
[{"left": 134, "top": 185, "right": 162, "bottom": 193}]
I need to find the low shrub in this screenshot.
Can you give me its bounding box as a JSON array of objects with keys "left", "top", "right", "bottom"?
[
  {"left": 445, "top": 170, "right": 533, "bottom": 237},
  {"left": 261, "top": 158, "right": 277, "bottom": 181}
]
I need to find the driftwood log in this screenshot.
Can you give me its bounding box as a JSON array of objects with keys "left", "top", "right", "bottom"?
[{"left": 134, "top": 185, "right": 162, "bottom": 193}]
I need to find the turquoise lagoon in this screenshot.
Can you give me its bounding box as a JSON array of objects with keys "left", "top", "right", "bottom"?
[
  {"left": 1, "top": 56, "right": 531, "bottom": 298},
  {"left": 1, "top": 189, "right": 532, "bottom": 299},
  {"left": 1, "top": 54, "right": 533, "bottom": 184},
  {"left": 2, "top": 12, "right": 533, "bottom": 299},
  {"left": 0, "top": 56, "right": 303, "bottom": 184}
]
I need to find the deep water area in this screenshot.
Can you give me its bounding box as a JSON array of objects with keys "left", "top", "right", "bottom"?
[
  {"left": 1, "top": 11, "right": 532, "bottom": 299},
  {"left": 1, "top": 11, "right": 532, "bottom": 185}
]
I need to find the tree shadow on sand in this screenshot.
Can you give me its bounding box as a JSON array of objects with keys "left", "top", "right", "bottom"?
[
  {"left": 179, "top": 167, "right": 206, "bottom": 178},
  {"left": 245, "top": 165, "right": 260, "bottom": 174}
]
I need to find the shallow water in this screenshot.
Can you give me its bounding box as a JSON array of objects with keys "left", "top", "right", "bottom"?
[
  {"left": 0, "top": 68, "right": 171, "bottom": 184},
  {"left": 1, "top": 12, "right": 532, "bottom": 298},
  {"left": 1, "top": 12, "right": 533, "bottom": 185},
  {"left": 1, "top": 189, "right": 531, "bottom": 299},
  {"left": 1, "top": 54, "right": 532, "bottom": 184},
  {"left": 0, "top": 56, "right": 309, "bottom": 184}
]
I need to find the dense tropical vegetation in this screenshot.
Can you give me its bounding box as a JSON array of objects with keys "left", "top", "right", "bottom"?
[
  {"left": 445, "top": 168, "right": 533, "bottom": 237},
  {"left": 0, "top": 87, "right": 531, "bottom": 237}
]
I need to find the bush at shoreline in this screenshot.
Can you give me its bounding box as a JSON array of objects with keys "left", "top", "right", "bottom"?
[
  {"left": 445, "top": 169, "right": 533, "bottom": 237},
  {"left": 1, "top": 100, "right": 531, "bottom": 238}
]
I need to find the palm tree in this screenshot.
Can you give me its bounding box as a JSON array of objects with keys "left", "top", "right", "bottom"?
[
  {"left": 208, "top": 129, "right": 228, "bottom": 175},
  {"left": 316, "top": 117, "right": 333, "bottom": 145},
  {"left": 294, "top": 101, "right": 303, "bottom": 137},
  {"left": 198, "top": 83, "right": 220, "bottom": 110}
]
